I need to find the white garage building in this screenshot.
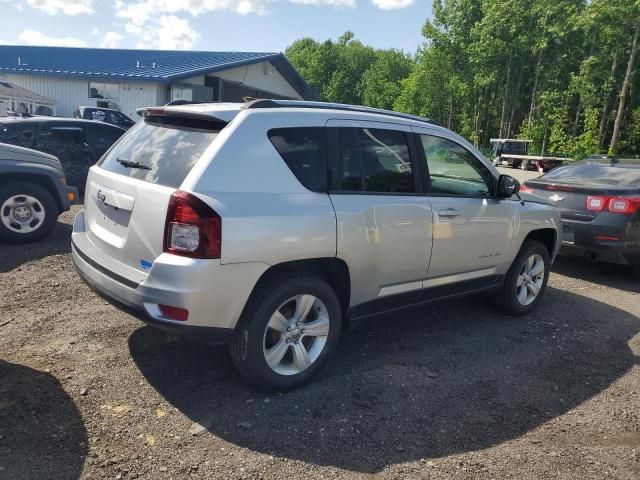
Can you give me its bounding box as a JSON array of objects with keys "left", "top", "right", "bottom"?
[{"left": 0, "top": 45, "right": 318, "bottom": 119}]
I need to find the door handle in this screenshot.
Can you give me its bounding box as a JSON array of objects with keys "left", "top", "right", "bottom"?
[{"left": 438, "top": 208, "right": 461, "bottom": 217}]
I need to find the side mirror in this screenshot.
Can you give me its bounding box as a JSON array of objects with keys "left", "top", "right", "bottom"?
[{"left": 496, "top": 174, "right": 520, "bottom": 198}]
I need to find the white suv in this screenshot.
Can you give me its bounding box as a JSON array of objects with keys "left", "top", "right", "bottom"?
[{"left": 72, "top": 100, "right": 561, "bottom": 390}]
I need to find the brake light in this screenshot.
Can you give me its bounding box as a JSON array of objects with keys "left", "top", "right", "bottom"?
[
  {"left": 164, "top": 191, "right": 221, "bottom": 258},
  {"left": 146, "top": 107, "right": 166, "bottom": 116},
  {"left": 586, "top": 196, "right": 607, "bottom": 211},
  {"left": 586, "top": 196, "right": 640, "bottom": 215},
  {"left": 520, "top": 185, "right": 534, "bottom": 194}
]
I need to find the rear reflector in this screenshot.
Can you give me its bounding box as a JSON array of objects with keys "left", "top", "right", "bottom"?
[
  {"left": 594, "top": 235, "right": 620, "bottom": 241},
  {"left": 164, "top": 191, "right": 221, "bottom": 259},
  {"left": 158, "top": 304, "right": 189, "bottom": 321}
]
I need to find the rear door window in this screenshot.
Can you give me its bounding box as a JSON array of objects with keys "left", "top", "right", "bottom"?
[
  {"left": 268, "top": 127, "right": 328, "bottom": 192},
  {"left": 0, "top": 123, "right": 35, "bottom": 148},
  {"left": 98, "top": 116, "right": 221, "bottom": 188},
  {"left": 331, "top": 127, "right": 414, "bottom": 194}
]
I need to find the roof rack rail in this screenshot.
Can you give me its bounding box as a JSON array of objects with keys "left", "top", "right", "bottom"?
[{"left": 243, "top": 99, "right": 437, "bottom": 125}]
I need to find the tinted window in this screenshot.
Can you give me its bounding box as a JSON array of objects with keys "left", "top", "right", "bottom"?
[
  {"left": 421, "top": 135, "right": 493, "bottom": 197},
  {"left": 37, "top": 125, "right": 87, "bottom": 146},
  {"left": 0, "top": 123, "right": 35, "bottom": 147},
  {"left": 268, "top": 128, "right": 327, "bottom": 192},
  {"left": 86, "top": 124, "right": 125, "bottom": 156},
  {"left": 332, "top": 127, "right": 414, "bottom": 193},
  {"left": 108, "top": 111, "right": 134, "bottom": 128},
  {"left": 98, "top": 116, "right": 220, "bottom": 188},
  {"left": 542, "top": 163, "right": 640, "bottom": 187}
]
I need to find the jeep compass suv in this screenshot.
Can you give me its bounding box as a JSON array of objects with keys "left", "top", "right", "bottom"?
[{"left": 72, "top": 100, "right": 561, "bottom": 390}]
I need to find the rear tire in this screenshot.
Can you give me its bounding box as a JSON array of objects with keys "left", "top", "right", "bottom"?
[
  {"left": 229, "top": 274, "right": 342, "bottom": 391},
  {"left": 493, "top": 240, "right": 550, "bottom": 315},
  {"left": 0, "top": 182, "right": 58, "bottom": 244}
]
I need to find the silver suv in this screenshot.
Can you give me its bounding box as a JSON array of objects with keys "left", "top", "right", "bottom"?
[{"left": 72, "top": 100, "right": 561, "bottom": 390}]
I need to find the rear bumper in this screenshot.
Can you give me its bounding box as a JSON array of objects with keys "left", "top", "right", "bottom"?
[
  {"left": 71, "top": 210, "right": 268, "bottom": 344},
  {"left": 72, "top": 253, "right": 233, "bottom": 344},
  {"left": 560, "top": 219, "right": 640, "bottom": 266}
]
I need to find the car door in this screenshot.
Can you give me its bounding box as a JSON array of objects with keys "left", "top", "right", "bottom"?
[
  {"left": 327, "top": 120, "right": 433, "bottom": 312},
  {"left": 413, "top": 128, "right": 515, "bottom": 283},
  {"left": 35, "top": 123, "right": 93, "bottom": 190}
]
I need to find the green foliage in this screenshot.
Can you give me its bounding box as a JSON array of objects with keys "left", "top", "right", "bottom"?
[{"left": 286, "top": 0, "right": 640, "bottom": 156}]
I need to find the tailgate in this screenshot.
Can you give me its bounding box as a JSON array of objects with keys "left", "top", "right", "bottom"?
[
  {"left": 79, "top": 113, "right": 223, "bottom": 276},
  {"left": 84, "top": 167, "right": 174, "bottom": 276}
]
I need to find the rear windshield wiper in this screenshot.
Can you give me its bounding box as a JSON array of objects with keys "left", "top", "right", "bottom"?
[{"left": 117, "top": 157, "right": 151, "bottom": 170}]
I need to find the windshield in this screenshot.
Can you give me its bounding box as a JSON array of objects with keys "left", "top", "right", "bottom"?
[
  {"left": 542, "top": 163, "right": 640, "bottom": 187},
  {"left": 98, "top": 116, "right": 221, "bottom": 188}
]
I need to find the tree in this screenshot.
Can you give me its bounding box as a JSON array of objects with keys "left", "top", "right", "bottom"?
[
  {"left": 610, "top": 17, "right": 640, "bottom": 153},
  {"left": 286, "top": 1, "right": 640, "bottom": 157}
]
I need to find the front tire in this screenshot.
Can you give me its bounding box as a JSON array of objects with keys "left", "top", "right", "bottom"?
[
  {"left": 493, "top": 240, "right": 550, "bottom": 315},
  {"left": 0, "top": 182, "right": 58, "bottom": 244},
  {"left": 230, "top": 274, "right": 342, "bottom": 391}
]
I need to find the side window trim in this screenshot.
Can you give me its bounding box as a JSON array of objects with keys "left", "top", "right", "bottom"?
[
  {"left": 416, "top": 131, "right": 496, "bottom": 198},
  {"left": 326, "top": 122, "right": 421, "bottom": 196}
]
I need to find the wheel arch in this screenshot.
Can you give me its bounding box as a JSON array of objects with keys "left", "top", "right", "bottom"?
[
  {"left": 0, "top": 171, "right": 63, "bottom": 213},
  {"left": 248, "top": 258, "right": 351, "bottom": 318},
  {"left": 522, "top": 228, "right": 557, "bottom": 259}
]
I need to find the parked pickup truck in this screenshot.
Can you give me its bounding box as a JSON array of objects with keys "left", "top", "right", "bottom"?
[
  {"left": 490, "top": 138, "right": 568, "bottom": 172},
  {"left": 0, "top": 142, "right": 78, "bottom": 243}
]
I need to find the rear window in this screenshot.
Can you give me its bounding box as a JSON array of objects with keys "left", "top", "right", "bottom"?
[
  {"left": 543, "top": 163, "right": 640, "bottom": 187},
  {"left": 98, "top": 116, "right": 221, "bottom": 188},
  {"left": 268, "top": 127, "right": 328, "bottom": 192}
]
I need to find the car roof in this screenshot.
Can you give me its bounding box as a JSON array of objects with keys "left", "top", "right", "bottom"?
[
  {"left": 0, "top": 116, "right": 126, "bottom": 130},
  {"left": 138, "top": 100, "right": 438, "bottom": 128}
]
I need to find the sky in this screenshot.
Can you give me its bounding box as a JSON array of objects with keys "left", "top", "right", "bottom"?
[{"left": 0, "top": 0, "right": 433, "bottom": 54}]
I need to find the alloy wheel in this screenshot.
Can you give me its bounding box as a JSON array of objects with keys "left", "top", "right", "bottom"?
[
  {"left": 516, "top": 253, "right": 545, "bottom": 306},
  {"left": 262, "top": 294, "right": 330, "bottom": 376}
]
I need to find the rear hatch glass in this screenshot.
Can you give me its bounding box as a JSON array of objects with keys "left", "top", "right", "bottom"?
[{"left": 98, "top": 115, "right": 221, "bottom": 188}]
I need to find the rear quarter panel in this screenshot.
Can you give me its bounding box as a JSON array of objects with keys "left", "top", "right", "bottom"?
[{"left": 183, "top": 110, "right": 337, "bottom": 266}]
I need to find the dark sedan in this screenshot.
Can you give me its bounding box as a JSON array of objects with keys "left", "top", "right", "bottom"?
[{"left": 521, "top": 158, "right": 640, "bottom": 278}]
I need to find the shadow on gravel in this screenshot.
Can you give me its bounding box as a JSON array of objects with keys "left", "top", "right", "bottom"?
[
  {"left": 0, "top": 361, "right": 87, "bottom": 479},
  {"left": 0, "top": 221, "right": 72, "bottom": 273},
  {"left": 129, "top": 287, "right": 640, "bottom": 473},
  {"left": 552, "top": 256, "right": 640, "bottom": 293}
]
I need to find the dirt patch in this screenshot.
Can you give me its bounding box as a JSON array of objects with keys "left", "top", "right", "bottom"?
[{"left": 1, "top": 207, "right": 639, "bottom": 479}]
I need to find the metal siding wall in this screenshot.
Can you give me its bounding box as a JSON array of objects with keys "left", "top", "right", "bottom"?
[
  {"left": 4, "top": 74, "right": 161, "bottom": 119},
  {"left": 214, "top": 62, "right": 302, "bottom": 99}
]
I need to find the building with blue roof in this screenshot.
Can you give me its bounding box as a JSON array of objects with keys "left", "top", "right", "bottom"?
[{"left": 0, "top": 45, "right": 318, "bottom": 119}]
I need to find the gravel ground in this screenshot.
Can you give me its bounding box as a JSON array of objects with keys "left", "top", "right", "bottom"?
[{"left": 1, "top": 207, "right": 639, "bottom": 480}]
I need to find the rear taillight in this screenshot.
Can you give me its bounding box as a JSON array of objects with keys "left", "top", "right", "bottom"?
[
  {"left": 586, "top": 196, "right": 607, "bottom": 211},
  {"left": 586, "top": 196, "right": 640, "bottom": 215},
  {"left": 520, "top": 185, "right": 534, "bottom": 194},
  {"left": 164, "top": 191, "right": 221, "bottom": 258}
]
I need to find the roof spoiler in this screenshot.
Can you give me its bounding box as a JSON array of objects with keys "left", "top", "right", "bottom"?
[{"left": 136, "top": 106, "right": 234, "bottom": 123}]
